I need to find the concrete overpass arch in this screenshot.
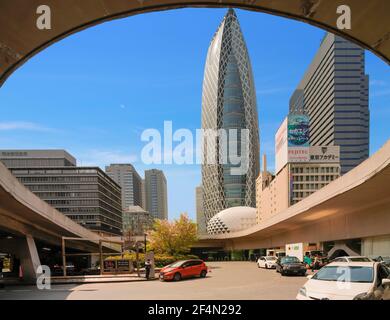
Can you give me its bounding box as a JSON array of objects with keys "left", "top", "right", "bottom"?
[
  {"left": 198, "top": 140, "right": 390, "bottom": 254},
  {"left": 0, "top": 0, "right": 389, "bottom": 87},
  {"left": 1, "top": 0, "right": 389, "bottom": 280},
  {"left": 0, "top": 161, "right": 120, "bottom": 282}
]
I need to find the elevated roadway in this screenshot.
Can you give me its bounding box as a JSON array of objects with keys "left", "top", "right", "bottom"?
[
  {"left": 0, "top": 161, "right": 119, "bottom": 281},
  {"left": 199, "top": 140, "right": 390, "bottom": 251}
]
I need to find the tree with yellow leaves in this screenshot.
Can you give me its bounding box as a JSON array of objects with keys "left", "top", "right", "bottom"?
[{"left": 148, "top": 213, "right": 197, "bottom": 256}]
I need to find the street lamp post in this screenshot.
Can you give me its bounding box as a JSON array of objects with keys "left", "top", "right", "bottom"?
[{"left": 144, "top": 233, "right": 147, "bottom": 253}]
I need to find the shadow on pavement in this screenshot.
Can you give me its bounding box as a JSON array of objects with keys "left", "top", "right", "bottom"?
[{"left": 0, "top": 283, "right": 81, "bottom": 300}]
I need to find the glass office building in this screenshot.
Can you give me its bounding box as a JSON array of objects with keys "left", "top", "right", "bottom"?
[
  {"left": 105, "top": 164, "right": 143, "bottom": 210},
  {"left": 144, "top": 169, "right": 168, "bottom": 220},
  {"left": 289, "top": 33, "right": 369, "bottom": 174},
  {"left": 201, "top": 9, "right": 260, "bottom": 229},
  {"left": 0, "top": 150, "right": 123, "bottom": 236}
]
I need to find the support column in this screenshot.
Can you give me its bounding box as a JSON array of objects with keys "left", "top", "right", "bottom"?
[
  {"left": 19, "top": 235, "right": 41, "bottom": 282},
  {"left": 0, "top": 235, "right": 41, "bottom": 283}
]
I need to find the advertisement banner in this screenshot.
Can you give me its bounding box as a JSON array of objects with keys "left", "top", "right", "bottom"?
[
  {"left": 287, "top": 115, "right": 310, "bottom": 147},
  {"left": 274, "top": 115, "right": 310, "bottom": 173},
  {"left": 288, "top": 147, "right": 310, "bottom": 162},
  {"left": 275, "top": 117, "right": 288, "bottom": 174}
]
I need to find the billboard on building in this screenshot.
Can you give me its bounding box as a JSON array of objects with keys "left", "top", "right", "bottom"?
[
  {"left": 275, "top": 117, "right": 288, "bottom": 174},
  {"left": 309, "top": 146, "right": 340, "bottom": 163},
  {"left": 287, "top": 115, "right": 310, "bottom": 147},
  {"left": 288, "top": 147, "right": 310, "bottom": 163},
  {"left": 275, "top": 115, "right": 311, "bottom": 174},
  {"left": 287, "top": 115, "right": 310, "bottom": 163}
]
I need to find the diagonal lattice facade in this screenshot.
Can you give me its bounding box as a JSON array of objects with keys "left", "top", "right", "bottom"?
[{"left": 201, "top": 9, "right": 260, "bottom": 232}]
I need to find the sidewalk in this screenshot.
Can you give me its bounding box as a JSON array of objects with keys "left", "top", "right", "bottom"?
[
  {"left": 51, "top": 273, "right": 159, "bottom": 284},
  {"left": 1, "top": 270, "right": 161, "bottom": 286}
]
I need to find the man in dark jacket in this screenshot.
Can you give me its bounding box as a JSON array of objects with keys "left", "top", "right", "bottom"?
[
  {"left": 0, "top": 258, "right": 4, "bottom": 289},
  {"left": 145, "top": 259, "right": 151, "bottom": 280}
]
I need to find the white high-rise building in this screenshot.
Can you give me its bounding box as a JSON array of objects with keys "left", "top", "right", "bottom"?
[{"left": 201, "top": 9, "right": 260, "bottom": 231}]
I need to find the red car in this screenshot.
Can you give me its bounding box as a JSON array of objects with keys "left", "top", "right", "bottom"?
[{"left": 159, "top": 259, "right": 208, "bottom": 281}]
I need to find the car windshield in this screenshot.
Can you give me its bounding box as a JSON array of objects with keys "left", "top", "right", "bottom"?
[
  {"left": 266, "top": 257, "right": 277, "bottom": 261},
  {"left": 281, "top": 256, "right": 300, "bottom": 264},
  {"left": 167, "top": 261, "right": 185, "bottom": 268},
  {"left": 312, "top": 266, "right": 373, "bottom": 283}
]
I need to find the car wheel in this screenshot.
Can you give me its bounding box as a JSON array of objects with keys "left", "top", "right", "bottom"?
[
  {"left": 173, "top": 272, "right": 182, "bottom": 281},
  {"left": 200, "top": 270, "right": 207, "bottom": 278}
]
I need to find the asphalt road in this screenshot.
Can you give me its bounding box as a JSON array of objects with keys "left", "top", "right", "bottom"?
[{"left": 0, "top": 261, "right": 308, "bottom": 300}]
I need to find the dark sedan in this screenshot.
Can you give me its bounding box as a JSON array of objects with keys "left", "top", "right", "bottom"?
[{"left": 276, "top": 256, "right": 307, "bottom": 276}]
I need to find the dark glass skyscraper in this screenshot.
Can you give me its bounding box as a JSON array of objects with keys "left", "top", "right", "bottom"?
[
  {"left": 144, "top": 169, "right": 168, "bottom": 220},
  {"left": 290, "top": 33, "right": 369, "bottom": 174},
  {"left": 105, "top": 164, "right": 143, "bottom": 210},
  {"left": 201, "top": 9, "right": 260, "bottom": 230}
]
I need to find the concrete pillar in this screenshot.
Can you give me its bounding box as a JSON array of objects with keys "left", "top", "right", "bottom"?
[
  {"left": 19, "top": 235, "right": 41, "bottom": 282},
  {"left": 0, "top": 235, "right": 41, "bottom": 283},
  {"left": 362, "top": 235, "right": 390, "bottom": 257},
  {"left": 90, "top": 254, "right": 100, "bottom": 268}
]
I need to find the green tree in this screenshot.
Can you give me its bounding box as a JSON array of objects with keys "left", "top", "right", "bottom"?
[{"left": 148, "top": 213, "right": 197, "bottom": 256}]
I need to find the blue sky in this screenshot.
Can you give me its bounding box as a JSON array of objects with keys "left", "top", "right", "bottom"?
[{"left": 0, "top": 8, "right": 389, "bottom": 221}]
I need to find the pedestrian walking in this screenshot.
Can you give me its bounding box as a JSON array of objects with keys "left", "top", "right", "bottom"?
[
  {"left": 303, "top": 252, "right": 312, "bottom": 270},
  {"left": 0, "top": 257, "right": 4, "bottom": 289},
  {"left": 145, "top": 258, "right": 151, "bottom": 280}
]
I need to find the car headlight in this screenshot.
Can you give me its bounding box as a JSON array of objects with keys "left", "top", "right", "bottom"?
[
  {"left": 299, "top": 287, "right": 307, "bottom": 297},
  {"left": 353, "top": 292, "right": 369, "bottom": 300}
]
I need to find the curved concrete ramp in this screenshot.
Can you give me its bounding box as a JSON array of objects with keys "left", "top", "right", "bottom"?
[
  {"left": 0, "top": 0, "right": 389, "bottom": 86},
  {"left": 200, "top": 139, "right": 390, "bottom": 249}
]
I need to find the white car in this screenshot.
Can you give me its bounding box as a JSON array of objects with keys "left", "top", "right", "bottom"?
[
  {"left": 257, "top": 256, "right": 277, "bottom": 269},
  {"left": 332, "top": 256, "right": 372, "bottom": 263},
  {"left": 297, "top": 261, "right": 390, "bottom": 300}
]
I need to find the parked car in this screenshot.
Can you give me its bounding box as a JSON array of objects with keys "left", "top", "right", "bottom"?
[
  {"left": 380, "top": 257, "right": 390, "bottom": 268},
  {"left": 332, "top": 256, "right": 372, "bottom": 263},
  {"left": 276, "top": 256, "right": 307, "bottom": 276},
  {"left": 297, "top": 261, "right": 390, "bottom": 300},
  {"left": 257, "top": 256, "right": 277, "bottom": 269},
  {"left": 159, "top": 259, "right": 208, "bottom": 281},
  {"left": 52, "top": 263, "right": 75, "bottom": 276},
  {"left": 371, "top": 256, "right": 390, "bottom": 268}
]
